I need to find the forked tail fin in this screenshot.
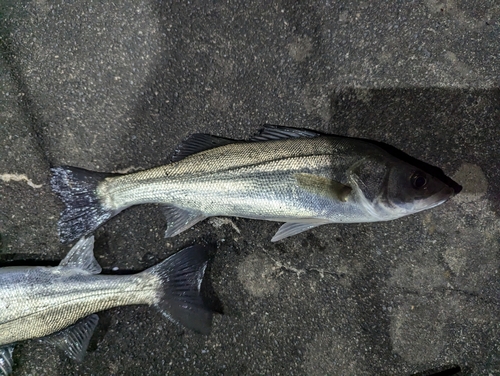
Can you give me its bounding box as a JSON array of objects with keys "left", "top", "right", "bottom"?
[
  {"left": 50, "top": 166, "right": 115, "bottom": 243},
  {"left": 146, "top": 245, "right": 213, "bottom": 334}
]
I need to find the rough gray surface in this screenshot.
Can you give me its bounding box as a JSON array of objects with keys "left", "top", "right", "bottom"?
[{"left": 0, "top": 1, "right": 499, "bottom": 375}]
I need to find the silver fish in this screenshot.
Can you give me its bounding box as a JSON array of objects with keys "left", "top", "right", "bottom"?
[
  {"left": 51, "top": 126, "right": 456, "bottom": 243},
  {"left": 0, "top": 237, "right": 212, "bottom": 375}
]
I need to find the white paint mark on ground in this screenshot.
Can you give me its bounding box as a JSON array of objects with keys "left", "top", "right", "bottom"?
[
  {"left": 209, "top": 217, "right": 241, "bottom": 234},
  {"left": 113, "top": 166, "right": 143, "bottom": 174},
  {"left": 0, "top": 173, "right": 42, "bottom": 188}
]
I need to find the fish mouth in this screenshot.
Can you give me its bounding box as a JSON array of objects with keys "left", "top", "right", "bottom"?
[{"left": 421, "top": 185, "right": 456, "bottom": 210}]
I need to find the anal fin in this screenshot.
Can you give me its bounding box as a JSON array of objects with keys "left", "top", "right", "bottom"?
[
  {"left": 271, "top": 221, "right": 328, "bottom": 242},
  {"left": 162, "top": 205, "right": 206, "bottom": 238},
  {"left": 43, "top": 314, "right": 99, "bottom": 362},
  {"left": 0, "top": 346, "right": 14, "bottom": 376}
]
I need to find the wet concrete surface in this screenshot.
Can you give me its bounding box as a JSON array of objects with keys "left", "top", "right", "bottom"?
[{"left": 0, "top": 1, "right": 499, "bottom": 375}]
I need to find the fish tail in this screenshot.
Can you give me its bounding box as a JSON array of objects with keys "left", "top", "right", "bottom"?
[
  {"left": 50, "top": 166, "right": 115, "bottom": 243},
  {"left": 146, "top": 245, "right": 213, "bottom": 334}
]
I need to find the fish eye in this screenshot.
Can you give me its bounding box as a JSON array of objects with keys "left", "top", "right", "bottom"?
[{"left": 411, "top": 172, "right": 427, "bottom": 190}]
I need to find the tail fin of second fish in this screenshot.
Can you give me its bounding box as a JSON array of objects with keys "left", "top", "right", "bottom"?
[
  {"left": 50, "top": 166, "right": 116, "bottom": 244},
  {"left": 146, "top": 245, "right": 213, "bottom": 334}
]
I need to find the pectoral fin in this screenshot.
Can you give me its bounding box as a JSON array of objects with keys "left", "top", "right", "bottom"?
[
  {"left": 0, "top": 346, "right": 14, "bottom": 376},
  {"left": 43, "top": 314, "right": 99, "bottom": 362},
  {"left": 295, "top": 173, "right": 352, "bottom": 202},
  {"left": 59, "top": 236, "right": 102, "bottom": 274},
  {"left": 162, "top": 205, "right": 207, "bottom": 238},
  {"left": 271, "top": 221, "right": 328, "bottom": 242}
]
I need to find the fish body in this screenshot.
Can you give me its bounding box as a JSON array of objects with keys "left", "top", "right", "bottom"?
[
  {"left": 0, "top": 237, "right": 212, "bottom": 375},
  {"left": 0, "top": 268, "right": 151, "bottom": 345},
  {"left": 51, "top": 126, "right": 455, "bottom": 243},
  {"left": 103, "top": 137, "right": 366, "bottom": 221}
]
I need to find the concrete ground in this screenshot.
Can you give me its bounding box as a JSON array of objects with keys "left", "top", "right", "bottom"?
[{"left": 0, "top": 1, "right": 499, "bottom": 375}]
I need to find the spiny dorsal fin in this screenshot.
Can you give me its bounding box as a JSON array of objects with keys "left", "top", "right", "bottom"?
[
  {"left": 295, "top": 173, "right": 352, "bottom": 202},
  {"left": 59, "top": 236, "right": 102, "bottom": 274},
  {"left": 0, "top": 346, "right": 14, "bottom": 376},
  {"left": 249, "top": 125, "right": 321, "bottom": 142},
  {"left": 172, "top": 134, "right": 235, "bottom": 162},
  {"left": 161, "top": 205, "right": 207, "bottom": 238},
  {"left": 43, "top": 314, "right": 99, "bottom": 362}
]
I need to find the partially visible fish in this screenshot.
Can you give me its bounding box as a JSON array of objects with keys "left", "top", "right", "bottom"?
[
  {"left": 0, "top": 237, "right": 212, "bottom": 375},
  {"left": 51, "top": 126, "right": 456, "bottom": 243}
]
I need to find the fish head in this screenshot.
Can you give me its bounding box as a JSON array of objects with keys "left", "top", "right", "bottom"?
[
  {"left": 382, "top": 160, "right": 455, "bottom": 216},
  {"left": 351, "top": 155, "right": 455, "bottom": 218}
]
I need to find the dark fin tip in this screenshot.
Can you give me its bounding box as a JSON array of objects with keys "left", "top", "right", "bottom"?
[
  {"left": 148, "top": 245, "right": 213, "bottom": 334},
  {"left": 50, "top": 166, "right": 115, "bottom": 243}
]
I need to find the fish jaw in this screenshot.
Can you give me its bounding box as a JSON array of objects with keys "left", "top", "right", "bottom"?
[
  {"left": 373, "top": 183, "right": 455, "bottom": 219},
  {"left": 412, "top": 184, "right": 455, "bottom": 212}
]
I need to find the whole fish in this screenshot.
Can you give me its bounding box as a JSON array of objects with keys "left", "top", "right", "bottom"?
[
  {"left": 51, "top": 126, "right": 456, "bottom": 243},
  {"left": 0, "top": 237, "right": 212, "bottom": 375}
]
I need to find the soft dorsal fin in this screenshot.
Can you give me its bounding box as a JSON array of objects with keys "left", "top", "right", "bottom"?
[
  {"left": 250, "top": 125, "right": 321, "bottom": 142},
  {"left": 161, "top": 205, "right": 207, "bottom": 238},
  {"left": 295, "top": 173, "right": 352, "bottom": 202},
  {"left": 172, "top": 133, "right": 235, "bottom": 162},
  {"left": 59, "top": 236, "right": 102, "bottom": 274},
  {"left": 0, "top": 346, "right": 14, "bottom": 376},
  {"left": 43, "top": 314, "right": 99, "bottom": 362}
]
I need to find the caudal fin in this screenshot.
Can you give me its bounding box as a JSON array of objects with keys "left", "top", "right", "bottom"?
[
  {"left": 146, "top": 245, "right": 213, "bottom": 334},
  {"left": 50, "top": 166, "right": 115, "bottom": 244}
]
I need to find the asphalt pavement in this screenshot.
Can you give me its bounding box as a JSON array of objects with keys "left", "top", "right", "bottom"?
[{"left": 0, "top": 1, "right": 498, "bottom": 375}]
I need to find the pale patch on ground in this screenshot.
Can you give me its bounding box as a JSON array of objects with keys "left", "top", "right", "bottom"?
[
  {"left": 209, "top": 217, "right": 241, "bottom": 234},
  {"left": 237, "top": 253, "right": 278, "bottom": 297},
  {"left": 443, "top": 247, "right": 467, "bottom": 275},
  {"left": 113, "top": 166, "right": 143, "bottom": 174},
  {"left": 287, "top": 36, "right": 313, "bottom": 63},
  {"left": 0, "top": 173, "right": 42, "bottom": 188},
  {"left": 301, "top": 84, "right": 332, "bottom": 122},
  {"left": 425, "top": 0, "right": 496, "bottom": 31},
  {"left": 304, "top": 331, "right": 370, "bottom": 376},
  {"left": 390, "top": 292, "right": 499, "bottom": 365},
  {"left": 390, "top": 297, "right": 448, "bottom": 364},
  {"left": 209, "top": 90, "right": 230, "bottom": 112},
  {"left": 452, "top": 163, "right": 488, "bottom": 203}
]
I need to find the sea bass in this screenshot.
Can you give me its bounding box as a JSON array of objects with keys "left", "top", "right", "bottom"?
[
  {"left": 0, "top": 237, "right": 212, "bottom": 375},
  {"left": 51, "top": 126, "right": 456, "bottom": 243}
]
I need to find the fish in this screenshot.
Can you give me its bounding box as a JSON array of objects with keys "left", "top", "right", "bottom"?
[
  {"left": 50, "top": 126, "right": 456, "bottom": 244},
  {"left": 0, "top": 237, "right": 212, "bottom": 375}
]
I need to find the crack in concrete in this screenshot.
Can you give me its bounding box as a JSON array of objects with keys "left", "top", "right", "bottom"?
[{"left": 261, "top": 248, "right": 342, "bottom": 279}]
